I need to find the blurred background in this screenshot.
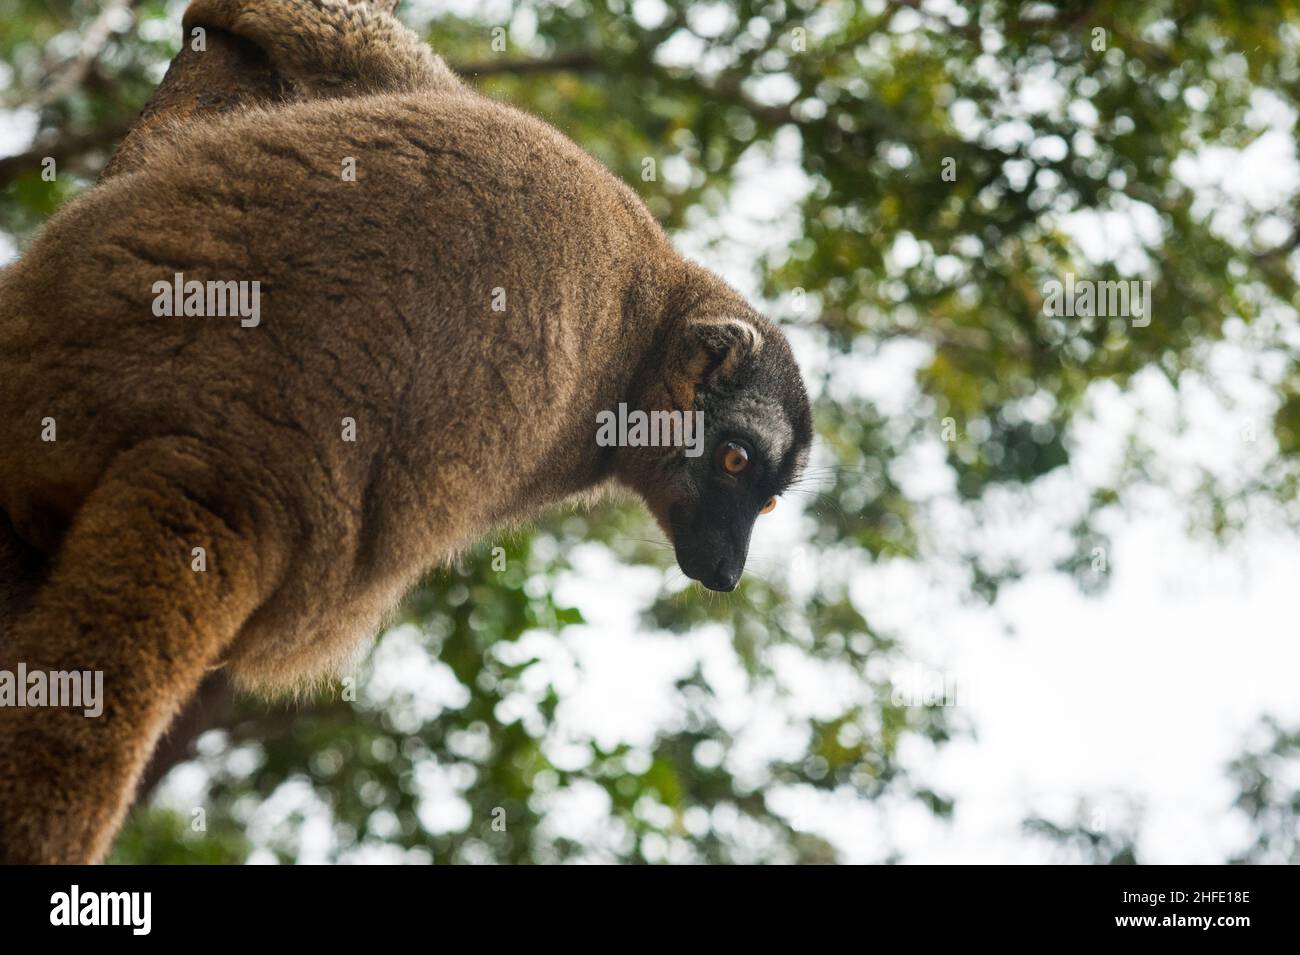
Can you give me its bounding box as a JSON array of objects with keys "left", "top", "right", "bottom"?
[{"left": 2, "top": 0, "right": 1299, "bottom": 863}]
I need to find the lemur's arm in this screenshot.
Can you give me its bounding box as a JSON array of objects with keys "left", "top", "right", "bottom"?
[{"left": 182, "top": 0, "right": 462, "bottom": 98}]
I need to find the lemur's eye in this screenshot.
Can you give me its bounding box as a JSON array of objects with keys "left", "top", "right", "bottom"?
[
  {"left": 719, "top": 441, "right": 750, "bottom": 475},
  {"left": 760, "top": 497, "right": 777, "bottom": 515}
]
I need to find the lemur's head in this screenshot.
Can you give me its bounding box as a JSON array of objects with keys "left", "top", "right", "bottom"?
[{"left": 615, "top": 300, "right": 813, "bottom": 592}]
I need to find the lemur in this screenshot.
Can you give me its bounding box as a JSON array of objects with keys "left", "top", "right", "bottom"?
[{"left": 0, "top": 0, "right": 813, "bottom": 862}]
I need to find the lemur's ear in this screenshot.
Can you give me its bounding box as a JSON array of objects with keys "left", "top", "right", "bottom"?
[{"left": 666, "top": 317, "right": 762, "bottom": 410}]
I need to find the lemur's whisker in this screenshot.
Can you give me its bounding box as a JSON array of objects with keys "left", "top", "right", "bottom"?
[{"left": 614, "top": 535, "right": 674, "bottom": 550}]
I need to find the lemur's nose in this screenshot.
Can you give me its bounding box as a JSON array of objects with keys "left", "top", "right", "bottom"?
[{"left": 706, "top": 561, "right": 740, "bottom": 592}]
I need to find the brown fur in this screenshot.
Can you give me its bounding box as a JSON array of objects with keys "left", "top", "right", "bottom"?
[{"left": 0, "top": 0, "right": 809, "bottom": 862}]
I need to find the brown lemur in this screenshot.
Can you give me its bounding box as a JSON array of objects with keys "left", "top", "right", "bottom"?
[{"left": 0, "top": 0, "right": 813, "bottom": 862}]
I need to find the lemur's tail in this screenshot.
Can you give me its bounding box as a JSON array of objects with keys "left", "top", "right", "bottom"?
[{"left": 182, "top": 0, "right": 462, "bottom": 98}]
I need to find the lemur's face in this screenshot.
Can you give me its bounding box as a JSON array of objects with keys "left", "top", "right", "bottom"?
[{"left": 616, "top": 317, "right": 813, "bottom": 592}]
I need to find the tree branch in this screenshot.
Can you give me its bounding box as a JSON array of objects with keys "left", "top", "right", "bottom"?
[
  {"left": 15, "top": 0, "right": 140, "bottom": 111},
  {"left": 451, "top": 51, "right": 599, "bottom": 77},
  {"left": 134, "top": 672, "right": 236, "bottom": 803},
  {"left": 0, "top": 120, "right": 134, "bottom": 188}
]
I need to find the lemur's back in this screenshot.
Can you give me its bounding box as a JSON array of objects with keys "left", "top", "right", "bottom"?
[
  {"left": 0, "top": 87, "right": 683, "bottom": 693},
  {"left": 0, "top": 90, "right": 675, "bottom": 561}
]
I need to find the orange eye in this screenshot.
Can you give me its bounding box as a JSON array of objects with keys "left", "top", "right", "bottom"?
[
  {"left": 720, "top": 441, "right": 750, "bottom": 475},
  {"left": 760, "top": 497, "right": 777, "bottom": 515}
]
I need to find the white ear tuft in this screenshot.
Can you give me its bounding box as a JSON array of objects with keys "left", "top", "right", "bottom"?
[{"left": 691, "top": 317, "right": 764, "bottom": 355}]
